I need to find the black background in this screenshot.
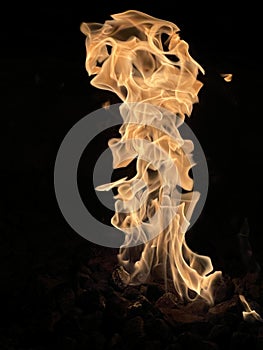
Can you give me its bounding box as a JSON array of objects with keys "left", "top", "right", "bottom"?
[{"left": 1, "top": 0, "right": 263, "bottom": 341}]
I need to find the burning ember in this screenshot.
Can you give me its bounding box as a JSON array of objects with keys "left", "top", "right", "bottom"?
[{"left": 80, "top": 10, "right": 222, "bottom": 305}]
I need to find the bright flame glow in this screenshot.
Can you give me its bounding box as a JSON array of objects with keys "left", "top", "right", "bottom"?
[{"left": 81, "top": 10, "right": 221, "bottom": 304}]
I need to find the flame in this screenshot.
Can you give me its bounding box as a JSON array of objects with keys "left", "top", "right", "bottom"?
[
  {"left": 102, "top": 100, "right": 111, "bottom": 109},
  {"left": 239, "top": 295, "right": 263, "bottom": 322},
  {"left": 220, "top": 73, "right": 232, "bottom": 82},
  {"left": 81, "top": 10, "right": 221, "bottom": 304}
]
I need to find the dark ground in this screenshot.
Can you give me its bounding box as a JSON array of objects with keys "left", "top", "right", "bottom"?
[{"left": 1, "top": 2, "right": 263, "bottom": 349}]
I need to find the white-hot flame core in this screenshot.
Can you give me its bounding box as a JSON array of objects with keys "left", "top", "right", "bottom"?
[{"left": 81, "top": 10, "right": 221, "bottom": 304}]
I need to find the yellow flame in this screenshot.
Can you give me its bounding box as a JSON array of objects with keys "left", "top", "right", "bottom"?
[
  {"left": 220, "top": 73, "right": 232, "bottom": 82},
  {"left": 81, "top": 10, "right": 221, "bottom": 304},
  {"left": 80, "top": 10, "right": 204, "bottom": 119}
]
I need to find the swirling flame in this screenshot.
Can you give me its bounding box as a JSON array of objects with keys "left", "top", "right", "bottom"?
[{"left": 81, "top": 10, "right": 221, "bottom": 304}]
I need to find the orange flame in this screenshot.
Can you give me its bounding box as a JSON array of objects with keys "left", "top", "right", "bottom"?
[
  {"left": 220, "top": 73, "right": 233, "bottom": 82},
  {"left": 81, "top": 10, "right": 221, "bottom": 304}
]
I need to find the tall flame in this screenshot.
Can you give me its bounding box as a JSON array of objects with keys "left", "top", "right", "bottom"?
[{"left": 81, "top": 10, "right": 221, "bottom": 304}]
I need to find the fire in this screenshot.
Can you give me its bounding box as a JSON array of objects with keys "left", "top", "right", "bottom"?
[
  {"left": 102, "top": 100, "right": 111, "bottom": 109},
  {"left": 239, "top": 295, "right": 263, "bottom": 322},
  {"left": 81, "top": 10, "right": 221, "bottom": 304},
  {"left": 220, "top": 73, "right": 233, "bottom": 82}
]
